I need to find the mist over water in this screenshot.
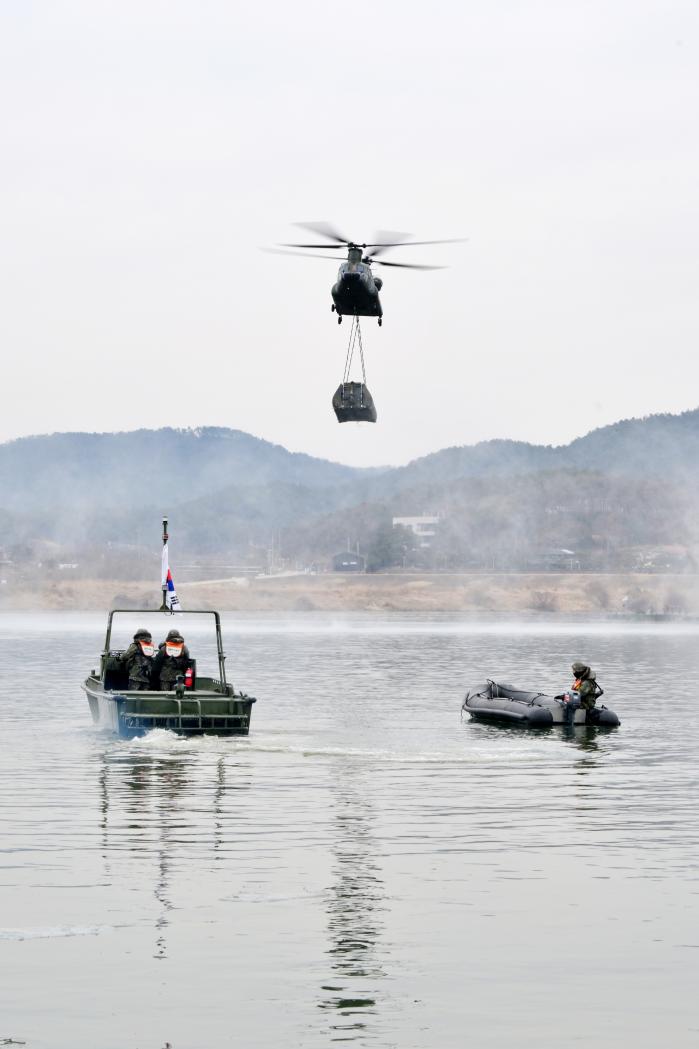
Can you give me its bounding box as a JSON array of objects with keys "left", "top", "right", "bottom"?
[{"left": 1, "top": 613, "right": 698, "bottom": 1048}]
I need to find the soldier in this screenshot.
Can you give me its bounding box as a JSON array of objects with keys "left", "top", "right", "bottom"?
[
  {"left": 562, "top": 661, "right": 599, "bottom": 725},
  {"left": 121, "top": 628, "right": 155, "bottom": 691},
  {"left": 152, "top": 629, "right": 191, "bottom": 691}
]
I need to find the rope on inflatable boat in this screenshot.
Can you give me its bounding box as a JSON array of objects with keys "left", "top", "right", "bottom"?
[{"left": 483, "top": 679, "right": 546, "bottom": 705}]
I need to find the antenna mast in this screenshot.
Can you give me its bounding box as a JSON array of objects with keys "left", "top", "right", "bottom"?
[{"left": 160, "top": 517, "right": 168, "bottom": 611}]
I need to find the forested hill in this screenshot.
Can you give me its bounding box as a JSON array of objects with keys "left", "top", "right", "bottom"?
[
  {"left": 0, "top": 427, "right": 366, "bottom": 513},
  {"left": 1, "top": 409, "right": 698, "bottom": 567},
  {"left": 565, "top": 409, "right": 699, "bottom": 476},
  {"left": 380, "top": 408, "right": 699, "bottom": 492},
  {"left": 3, "top": 407, "right": 697, "bottom": 511}
]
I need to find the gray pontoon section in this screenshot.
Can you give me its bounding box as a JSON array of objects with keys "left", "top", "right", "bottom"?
[{"left": 333, "top": 382, "right": 377, "bottom": 423}]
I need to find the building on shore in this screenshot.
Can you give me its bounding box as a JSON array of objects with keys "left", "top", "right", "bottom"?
[
  {"left": 332, "top": 551, "right": 366, "bottom": 573},
  {"left": 392, "top": 515, "right": 440, "bottom": 548}
]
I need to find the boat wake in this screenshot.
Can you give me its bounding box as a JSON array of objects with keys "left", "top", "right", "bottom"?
[
  {"left": 110, "top": 729, "right": 552, "bottom": 765},
  {"left": 0, "top": 925, "right": 113, "bottom": 941}
]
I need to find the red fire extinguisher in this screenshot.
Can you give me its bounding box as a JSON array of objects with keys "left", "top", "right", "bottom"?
[{"left": 184, "top": 667, "right": 193, "bottom": 689}]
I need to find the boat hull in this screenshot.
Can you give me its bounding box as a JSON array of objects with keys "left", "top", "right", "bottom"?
[
  {"left": 462, "top": 681, "right": 620, "bottom": 729},
  {"left": 83, "top": 677, "right": 256, "bottom": 739}
]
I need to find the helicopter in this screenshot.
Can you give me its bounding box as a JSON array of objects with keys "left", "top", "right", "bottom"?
[{"left": 268, "top": 222, "right": 463, "bottom": 325}]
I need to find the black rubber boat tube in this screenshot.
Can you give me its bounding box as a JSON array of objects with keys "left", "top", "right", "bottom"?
[{"left": 463, "top": 703, "right": 553, "bottom": 727}]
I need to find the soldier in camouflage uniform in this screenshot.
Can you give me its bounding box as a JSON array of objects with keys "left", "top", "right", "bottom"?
[
  {"left": 563, "top": 661, "right": 599, "bottom": 725},
  {"left": 121, "top": 628, "right": 155, "bottom": 690},
  {"left": 152, "top": 629, "right": 191, "bottom": 691}
]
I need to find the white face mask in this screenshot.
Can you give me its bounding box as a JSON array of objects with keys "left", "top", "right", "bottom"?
[
  {"left": 166, "top": 643, "right": 184, "bottom": 657},
  {"left": 139, "top": 642, "right": 155, "bottom": 657}
]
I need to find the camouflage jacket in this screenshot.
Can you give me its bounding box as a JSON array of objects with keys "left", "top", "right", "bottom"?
[
  {"left": 121, "top": 642, "right": 154, "bottom": 687},
  {"left": 152, "top": 643, "right": 191, "bottom": 690},
  {"left": 574, "top": 675, "right": 598, "bottom": 710}
]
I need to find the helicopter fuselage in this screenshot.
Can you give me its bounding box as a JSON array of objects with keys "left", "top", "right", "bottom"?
[
  {"left": 275, "top": 224, "right": 460, "bottom": 327},
  {"left": 331, "top": 260, "right": 383, "bottom": 319}
]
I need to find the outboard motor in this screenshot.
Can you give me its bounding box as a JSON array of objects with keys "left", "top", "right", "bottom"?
[{"left": 332, "top": 382, "right": 377, "bottom": 423}]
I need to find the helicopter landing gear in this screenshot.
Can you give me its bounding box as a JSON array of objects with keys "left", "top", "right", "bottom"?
[
  {"left": 378, "top": 318, "right": 382, "bottom": 326},
  {"left": 337, "top": 315, "right": 342, "bottom": 324},
  {"left": 331, "top": 304, "right": 335, "bottom": 312}
]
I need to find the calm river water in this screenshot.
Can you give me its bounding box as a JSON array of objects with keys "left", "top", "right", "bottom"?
[{"left": 1, "top": 611, "right": 698, "bottom": 1049}]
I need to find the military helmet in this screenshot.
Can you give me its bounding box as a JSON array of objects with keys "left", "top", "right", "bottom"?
[
  {"left": 572, "top": 661, "right": 589, "bottom": 676},
  {"left": 166, "top": 629, "right": 184, "bottom": 642},
  {"left": 134, "top": 627, "right": 153, "bottom": 641}
]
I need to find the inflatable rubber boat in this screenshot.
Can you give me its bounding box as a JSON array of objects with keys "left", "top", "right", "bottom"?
[{"left": 462, "top": 680, "right": 620, "bottom": 728}]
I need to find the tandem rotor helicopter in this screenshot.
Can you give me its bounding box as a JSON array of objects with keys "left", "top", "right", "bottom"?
[
  {"left": 268, "top": 221, "right": 464, "bottom": 325},
  {"left": 265, "top": 221, "right": 464, "bottom": 424}
]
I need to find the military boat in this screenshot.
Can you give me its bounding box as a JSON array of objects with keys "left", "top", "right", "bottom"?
[
  {"left": 82, "top": 609, "right": 256, "bottom": 739},
  {"left": 462, "top": 680, "right": 620, "bottom": 728}
]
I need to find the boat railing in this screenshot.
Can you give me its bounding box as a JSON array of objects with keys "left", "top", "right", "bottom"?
[
  {"left": 122, "top": 709, "right": 251, "bottom": 734},
  {"left": 104, "top": 609, "right": 228, "bottom": 688}
]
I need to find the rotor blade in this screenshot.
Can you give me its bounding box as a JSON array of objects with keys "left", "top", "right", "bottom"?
[
  {"left": 293, "top": 221, "right": 349, "bottom": 244},
  {"left": 372, "top": 259, "right": 445, "bottom": 270},
  {"left": 365, "top": 237, "right": 467, "bottom": 250},
  {"left": 368, "top": 230, "right": 412, "bottom": 258},
  {"left": 262, "top": 248, "right": 344, "bottom": 262},
  {"left": 264, "top": 247, "right": 446, "bottom": 268},
  {"left": 282, "top": 242, "right": 345, "bottom": 249}
]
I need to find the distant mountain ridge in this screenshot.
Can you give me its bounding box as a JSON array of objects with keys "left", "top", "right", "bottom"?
[
  {"left": 382, "top": 408, "right": 699, "bottom": 492},
  {"left": 1, "top": 409, "right": 698, "bottom": 564},
  {"left": 4, "top": 405, "right": 697, "bottom": 509},
  {"left": 0, "top": 426, "right": 366, "bottom": 513}
]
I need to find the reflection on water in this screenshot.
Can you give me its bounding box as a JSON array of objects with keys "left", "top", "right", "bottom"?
[
  {"left": 562, "top": 724, "right": 610, "bottom": 759},
  {"left": 213, "top": 756, "right": 226, "bottom": 855},
  {"left": 2, "top": 613, "right": 699, "bottom": 1048},
  {"left": 320, "top": 763, "right": 387, "bottom": 1041},
  {"left": 96, "top": 744, "right": 251, "bottom": 961},
  {"left": 465, "top": 717, "right": 611, "bottom": 754},
  {"left": 563, "top": 725, "right": 601, "bottom": 752}
]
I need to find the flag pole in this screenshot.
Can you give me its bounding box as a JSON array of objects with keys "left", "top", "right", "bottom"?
[{"left": 160, "top": 517, "right": 169, "bottom": 611}]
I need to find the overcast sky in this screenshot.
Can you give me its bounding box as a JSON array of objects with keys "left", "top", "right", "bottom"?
[{"left": 1, "top": 1, "right": 698, "bottom": 466}]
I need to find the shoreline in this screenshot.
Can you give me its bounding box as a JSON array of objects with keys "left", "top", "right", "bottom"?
[{"left": 2, "top": 572, "right": 698, "bottom": 614}]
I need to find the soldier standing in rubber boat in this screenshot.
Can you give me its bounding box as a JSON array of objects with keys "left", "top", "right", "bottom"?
[
  {"left": 562, "top": 661, "right": 599, "bottom": 725},
  {"left": 121, "top": 628, "right": 155, "bottom": 691},
  {"left": 152, "top": 629, "right": 191, "bottom": 691}
]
